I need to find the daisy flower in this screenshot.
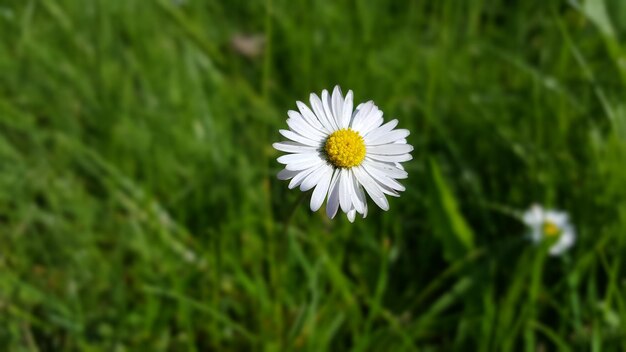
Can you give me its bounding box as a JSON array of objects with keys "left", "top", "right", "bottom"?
[
  {"left": 273, "top": 86, "right": 413, "bottom": 222},
  {"left": 522, "top": 204, "right": 576, "bottom": 256}
]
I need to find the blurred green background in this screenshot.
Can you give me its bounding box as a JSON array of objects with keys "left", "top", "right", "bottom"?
[{"left": 1, "top": 0, "right": 626, "bottom": 350}]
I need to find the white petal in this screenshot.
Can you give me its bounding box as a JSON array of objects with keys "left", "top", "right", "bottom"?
[
  {"left": 350, "top": 101, "right": 374, "bottom": 131},
  {"left": 378, "top": 183, "right": 401, "bottom": 197},
  {"left": 545, "top": 211, "right": 569, "bottom": 228},
  {"left": 347, "top": 208, "right": 356, "bottom": 222},
  {"left": 350, "top": 170, "right": 366, "bottom": 214},
  {"left": 277, "top": 152, "right": 321, "bottom": 165},
  {"left": 339, "top": 169, "right": 352, "bottom": 213},
  {"left": 279, "top": 130, "right": 322, "bottom": 147},
  {"left": 359, "top": 108, "right": 384, "bottom": 136},
  {"left": 363, "top": 173, "right": 403, "bottom": 197},
  {"left": 295, "top": 102, "right": 328, "bottom": 133},
  {"left": 288, "top": 110, "right": 326, "bottom": 135},
  {"left": 331, "top": 86, "right": 345, "bottom": 127},
  {"left": 285, "top": 158, "right": 324, "bottom": 172},
  {"left": 549, "top": 226, "right": 575, "bottom": 256},
  {"left": 367, "top": 144, "right": 414, "bottom": 155},
  {"left": 367, "top": 153, "right": 413, "bottom": 163},
  {"left": 321, "top": 89, "right": 339, "bottom": 131},
  {"left": 288, "top": 164, "right": 320, "bottom": 189},
  {"left": 273, "top": 141, "right": 316, "bottom": 153},
  {"left": 561, "top": 226, "right": 576, "bottom": 246},
  {"left": 523, "top": 205, "right": 544, "bottom": 226},
  {"left": 310, "top": 166, "right": 333, "bottom": 211},
  {"left": 366, "top": 129, "right": 410, "bottom": 145},
  {"left": 300, "top": 163, "right": 332, "bottom": 191},
  {"left": 353, "top": 166, "right": 389, "bottom": 211},
  {"left": 310, "top": 93, "right": 335, "bottom": 133},
  {"left": 341, "top": 90, "right": 353, "bottom": 129},
  {"left": 363, "top": 163, "right": 406, "bottom": 192},
  {"left": 366, "top": 159, "right": 408, "bottom": 179},
  {"left": 326, "top": 169, "right": 341, "bottom": 219},
  {"left": 287, "top": 118, "right": 325, "bottom": 140},
  {"left": 548, "top": 246, "right": 565, "bottom": 256},
  {"left": 277, "top": 169, "right": 300, "bottom": 180},
  {"left": 364, "top": 119, "right": 398, "bottom": 139}
]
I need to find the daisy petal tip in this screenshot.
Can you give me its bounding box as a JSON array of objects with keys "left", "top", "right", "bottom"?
[
  {"left": 310, "top": 201, "right": 322, "bottom": 212},
  {"left": 277, "top": 169, "right": 295, "bottom": 180},
  {"left": 347, "top": 209, "right": 356, "bottom": 222}
]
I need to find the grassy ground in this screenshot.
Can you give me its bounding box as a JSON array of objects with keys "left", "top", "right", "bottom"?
[{"left": 1, "top": 0, "right": 626, "bottom": 350}]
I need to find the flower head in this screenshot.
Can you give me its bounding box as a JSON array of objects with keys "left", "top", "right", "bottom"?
[
  {"left": 273, "top": 86, "right": 413, "bottom": 222},
  {"left": 522, "top": 204, "right": 576, "bottom": 256}
]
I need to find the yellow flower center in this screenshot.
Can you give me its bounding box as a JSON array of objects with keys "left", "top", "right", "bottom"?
[
  {"left": 324, "top": 129, "right": 366, "bottom": 168},
  {"left": 542, "top": 221, "right": 561, "bottom": 238}
]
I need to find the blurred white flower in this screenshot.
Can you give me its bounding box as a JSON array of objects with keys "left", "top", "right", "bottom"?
[
  {"left": 274, "top": 86, "right": 413, "bottom": 222},
  {"left": 522, "top": 204, "right": 576, "bottom": 256}
]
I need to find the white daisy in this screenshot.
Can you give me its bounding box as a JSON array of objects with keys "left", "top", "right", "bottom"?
[
  {"left": 273, "top": 86, "right": 413, "bottom": 222},
  {"left": 522, "top": 204, "right": 576, "bottom": 256}
]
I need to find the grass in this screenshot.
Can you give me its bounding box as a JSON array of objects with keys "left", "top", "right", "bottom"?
[{"left": 1, "top": 0, "right": 626, "bottom": 350}]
